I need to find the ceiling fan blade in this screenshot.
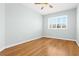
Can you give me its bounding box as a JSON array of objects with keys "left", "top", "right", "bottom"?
[
  {"left": 41, "top": 7, "right": 44, "bottom": 10},
  {"left": 49, "top": 5, "right": 53, "bottom": 8},
  {"left": 35, "top": 3, "right": 41, "bottom": 4},
  {"left": 35, "top": 3, "right": 48, "bottom": 5}
]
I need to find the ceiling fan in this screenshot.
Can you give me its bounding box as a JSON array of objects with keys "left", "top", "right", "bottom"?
[{"left": 34, "top": 3, "right": 53, "bottom": 10}]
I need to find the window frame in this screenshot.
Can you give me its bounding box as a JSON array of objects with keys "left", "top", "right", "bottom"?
[{"left": 48, "top": 15, "right": 68, "bottom": 30}]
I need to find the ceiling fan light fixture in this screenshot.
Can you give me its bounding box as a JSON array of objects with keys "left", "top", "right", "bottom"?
[{"left": 34, "top": 3, "right": 53, "bottom": 10}]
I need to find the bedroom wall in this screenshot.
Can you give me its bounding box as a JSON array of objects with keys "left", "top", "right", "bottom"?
[
  {"left": 43, "top": 9, "right": 76, "bottom": 40},
  {"left": 77, "top": 5, "right": 79, "bottom": 46},
  {"left": 0, "top": 4, "right": 5, "bottom": 51},
  {"left": 5, "top": 3, "right": 42, "bottom": 47}
]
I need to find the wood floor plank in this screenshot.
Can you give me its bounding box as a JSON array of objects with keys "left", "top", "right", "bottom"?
[{"left": 0, "top": 37, "right": 79, "bottom": 56}]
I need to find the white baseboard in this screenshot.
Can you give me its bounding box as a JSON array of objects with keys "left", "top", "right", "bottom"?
[
  {"left": 42, "top": 36, "right": 76, "bottom": 41},
  {"left": 76, "top": 41, "right": 79, "bottom": 46},
  {"left": 78, "top": 44, "right": 79, "bottom": 46},
  {"left": 4, "top": 36, "right": 42, "bottom": 49},
  {"left": 0, "top": 47, "right": 5, "bottom": 52}
]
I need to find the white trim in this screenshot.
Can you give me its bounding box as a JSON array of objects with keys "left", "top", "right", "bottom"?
[
  {"left": 42, "top": 36, "right": 76, "bottom": 41},
  {"left": 78, "top": 43, "right": 79, "bottom": 46},
  {"left": 4, "top": 36, "right": 42, "bottom": 49},
  {"left": 0, "top": 47, "right": 5, "bottom": 52},
  {"left": 76, "top": 41, "right": 79, "bottom": 46}
]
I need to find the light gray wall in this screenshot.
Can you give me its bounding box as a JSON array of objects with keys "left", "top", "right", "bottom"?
[
  {"left": 0, "top": 4, "right": 5, "bottom": 51},
  {"left": 43, "top": 9, "right": 76, "bottom": 40},
  {"left": 77, "top": 5, "right": 79, "bottom": 45},
  {"left": 5, "top": 4, "right": 42, "bottom": 47}
]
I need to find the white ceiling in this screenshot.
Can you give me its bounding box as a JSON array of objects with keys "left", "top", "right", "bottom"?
[{"left": 22, "top": 3, "right": 79, "bottom": 15}]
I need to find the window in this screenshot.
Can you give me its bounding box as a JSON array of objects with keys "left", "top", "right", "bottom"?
[{"left": 48, "top": 15, "right": 68, "bottom": 29}]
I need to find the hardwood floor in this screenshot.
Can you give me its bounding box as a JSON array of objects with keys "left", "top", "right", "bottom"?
[{"left": 0, "top": 37, "right": 79, "bottom": 56}]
